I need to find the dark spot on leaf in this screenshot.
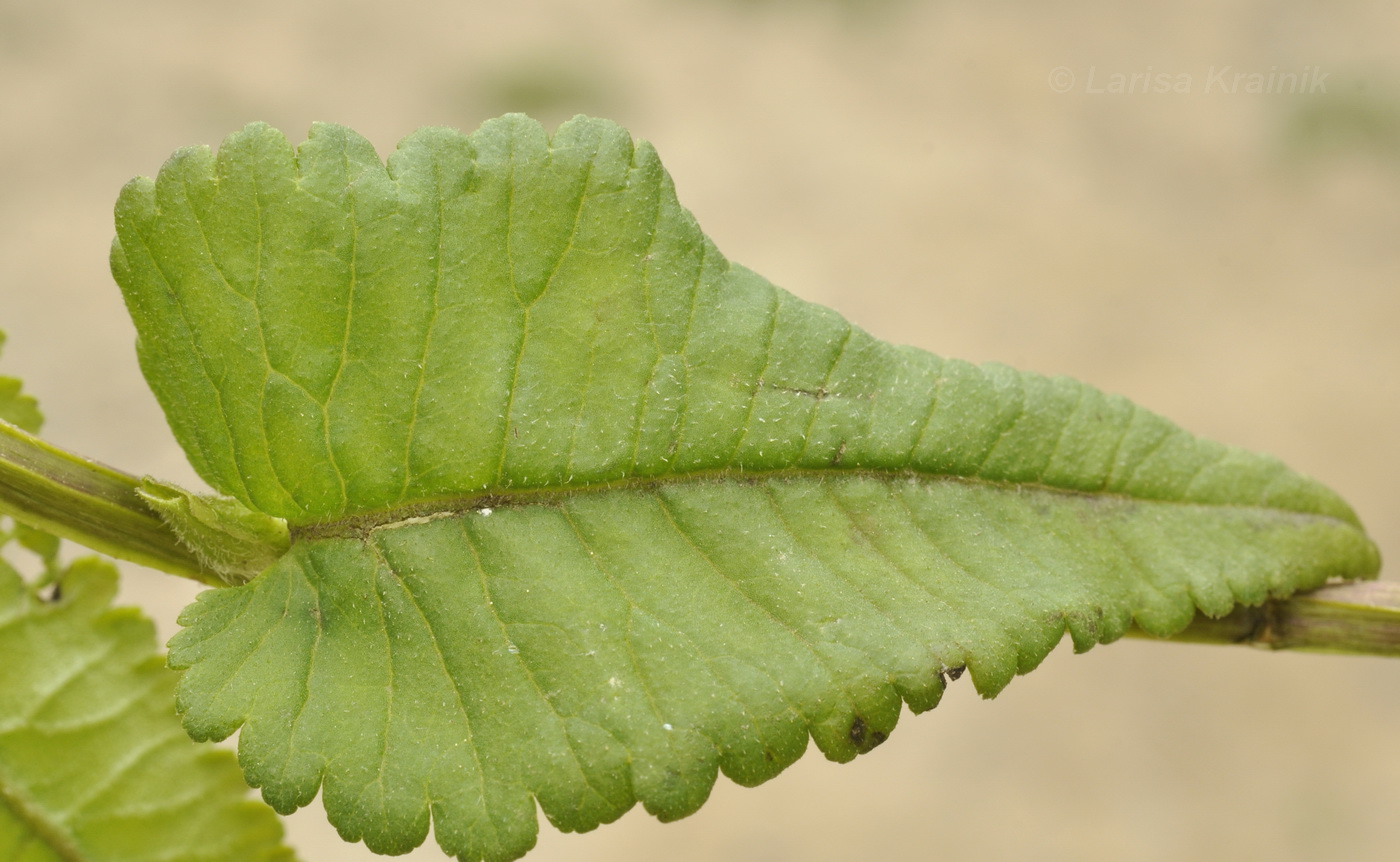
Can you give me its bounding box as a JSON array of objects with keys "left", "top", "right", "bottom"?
[
  {"left": 848, "top": 716, "right": 887, "bottom": 753},
  {"left": 849, "top": 716, "right": 867, "bottom": 747},
  {"left": 831, "top": 440, "right": 847, "bottom": 467},
  {"left": 943, "top": 665, "right": 965, "bottom": 683}
]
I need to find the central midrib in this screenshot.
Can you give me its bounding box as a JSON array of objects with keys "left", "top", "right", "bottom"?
[{"left": 286, "top": 464, "right": 1357, "bottom": 542}]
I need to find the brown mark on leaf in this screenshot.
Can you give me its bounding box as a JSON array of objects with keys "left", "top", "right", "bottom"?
[
  {"left": 763, "top": 380, "right": 831, "bottom": 401},
  {"left": 848, "top": 716, "right": 888, "bottom": 753}
]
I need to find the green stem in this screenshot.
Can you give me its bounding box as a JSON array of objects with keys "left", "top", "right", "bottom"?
[
  {"left": 1139, "top": 581, "right": 1400, "bottom": 657},
  {"left": 0, "top": 420, "right": 219, "bottom": 586}
]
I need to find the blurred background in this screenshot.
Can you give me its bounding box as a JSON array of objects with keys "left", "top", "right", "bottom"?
[{"left": 2, "top": 1, "right": 1399, "bottom": 860}]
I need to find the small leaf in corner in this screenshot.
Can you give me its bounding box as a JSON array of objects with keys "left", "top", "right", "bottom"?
[{"left": 0, "top": 557, "right": 299, "bottom": 861}]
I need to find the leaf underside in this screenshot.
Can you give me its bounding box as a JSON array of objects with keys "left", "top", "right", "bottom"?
[{"left": 111, "top": 116, "right": 1379, "bottom": 862}]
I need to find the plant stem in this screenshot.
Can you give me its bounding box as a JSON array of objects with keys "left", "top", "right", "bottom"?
[
  {"left": 0, "top": 420, "right": 219, "bottom": 586},
  {"left": 1138, "top": 580, "right": 1400, "bottom": 657}
]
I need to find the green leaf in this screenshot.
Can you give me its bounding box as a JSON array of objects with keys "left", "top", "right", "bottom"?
[
  {"left": 111, "top": 116, "right": 1379, "bottom": 862},
  {"left": 0, "top": 557, "right": 299, "bottom": 861},
  {"left": 0, "top": 332, "right": 43, "bottom": 435}
]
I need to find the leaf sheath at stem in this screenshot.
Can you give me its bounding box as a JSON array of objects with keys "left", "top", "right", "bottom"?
[
  {"left": 0, "top": 419, "right": 219, "bottom": 584},
  {"left": 1140, "top": 581, "right": 1400, "bottom": 657}
]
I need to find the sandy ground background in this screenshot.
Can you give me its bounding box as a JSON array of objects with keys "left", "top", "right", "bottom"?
[{"left": 3, "top": 1, "right": 1400, "bottom": 860}]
